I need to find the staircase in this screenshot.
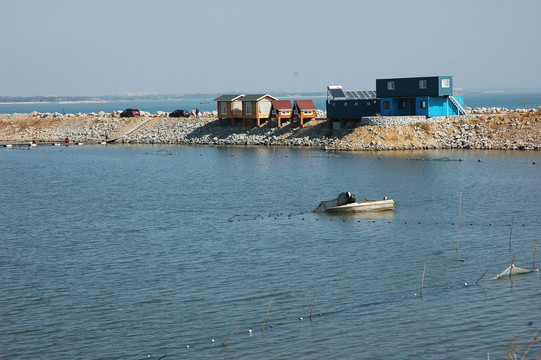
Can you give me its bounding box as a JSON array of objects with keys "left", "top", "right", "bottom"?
[
  {"left": 107, "top": 118, "right": 151, "bottom": 143},
  {"left": 449, "top": 96, "right": 467, "bottom": 115}
]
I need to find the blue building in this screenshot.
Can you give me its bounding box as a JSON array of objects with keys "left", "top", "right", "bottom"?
[
  {"left": 326, "top": 76, "right": 466, "bottom": 123},
  {"left": 376, "top": 76, "right": 465, "bottom": 117}
]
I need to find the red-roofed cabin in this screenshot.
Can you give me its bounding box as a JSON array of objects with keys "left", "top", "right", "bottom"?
[
  {"left": 292, "top": 100, "right": 317, "bottom": 128},
  {"left": 269, "top": 100, "right": 292, "bottom": 128}
]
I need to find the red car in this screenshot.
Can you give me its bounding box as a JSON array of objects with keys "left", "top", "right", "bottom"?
[{"left": 120, "top": 108, "right": 140, "bottom": 117}]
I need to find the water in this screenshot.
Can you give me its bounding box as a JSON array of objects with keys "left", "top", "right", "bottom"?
[
  {"left": 1, "top": 91, "right": 540, "bottom": 114},
  {"left": 1, "top": 145, "right": 540, "bottom": 359}
]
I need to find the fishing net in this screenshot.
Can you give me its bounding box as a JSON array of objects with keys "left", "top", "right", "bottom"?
[{"left": 488, "top": 264, "right": 539, "bottom": 280}]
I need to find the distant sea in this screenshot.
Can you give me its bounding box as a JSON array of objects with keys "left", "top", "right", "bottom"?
[{"left": 1, "top": 91, "right": 540, "bottom": 115}]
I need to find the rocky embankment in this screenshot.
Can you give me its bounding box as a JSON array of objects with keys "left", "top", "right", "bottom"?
[{"left": 1, "top": 109, "right": 540, "bottom": 151}]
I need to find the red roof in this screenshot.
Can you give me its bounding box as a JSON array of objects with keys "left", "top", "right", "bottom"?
[
  {"left": 294, "top": 100, "right": 316, "bottom": 110},
  {"left": 272, "top": 100, "right": 292, "bottom": 110}
]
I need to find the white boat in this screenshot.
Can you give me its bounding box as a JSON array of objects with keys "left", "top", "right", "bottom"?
[{"left": 314, "top": 192, "right": 395, "bottom": 213}]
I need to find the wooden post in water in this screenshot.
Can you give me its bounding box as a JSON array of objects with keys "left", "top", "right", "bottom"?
[
  {"left": 534, "top": 239, "right": 538, "bottom": 269},
  {"left": 508, "top": 216, "right": 514, "bottom": 250},
  {"left": 261, "top": 297, "right": 273, "bottom": 332},
  {"left": 456, "top": 192, "right": 462, "bottom": 254},
  {"left": 310, "top": 292, "right": 318, "bottom": 320},
  {"left": 509, "top": 254, "right": 516, "bottom": 279},
  {"left": 221, "top": 326, "right": 240, "bottom": 346},
  {"left": 420, "top": 265, "right": 426, "bottom": 300},
  {"left": 476, "top": 268, "right": 490, "bottom": 284}
]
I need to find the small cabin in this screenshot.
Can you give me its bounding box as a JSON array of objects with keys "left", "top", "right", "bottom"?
[
  {"left": 269, "top": 100, "right": 292, "bottom": 128},
  {"left": 213, "top": 94, "right": 244, "bottom": 126},
  {"left": 241, "top": 94, "right": 277, "bottom": 127},
  {"left": 292, "top": 100, "right": 317, "bottom": 128}
]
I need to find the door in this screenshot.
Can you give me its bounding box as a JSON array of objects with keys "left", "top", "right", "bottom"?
[{"left": 410, "top": 98, "right": 416, "bottom": 115}]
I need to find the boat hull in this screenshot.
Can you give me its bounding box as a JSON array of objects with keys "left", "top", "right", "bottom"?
[{"left": 326, "top": 199, "right": 395, "bottom": 213}]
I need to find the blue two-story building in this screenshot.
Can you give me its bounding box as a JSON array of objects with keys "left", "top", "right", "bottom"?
[{"left": 376, "top": 76, "right": 465, "bottom": 117}]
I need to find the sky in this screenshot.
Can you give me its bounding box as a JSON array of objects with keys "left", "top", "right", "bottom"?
[{"left": 1, "top": 0, "right": 540, "bottom": 96}]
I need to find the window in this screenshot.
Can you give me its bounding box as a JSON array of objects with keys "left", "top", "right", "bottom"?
[
  {"left": 354, "top": 102, "right": 358, "bottom": 106},
  {"left": 398, "top": 100, "right": 406, "bottom": 109},
  {"left": 419, "top": 80, "right": 427, "bottom": 89},
  {"left": 221, "top": 102, "right": 227, "bottom": 115},
  {"left": 246, "top": 102, "right": 252, "bottom": 115},
  {"left": 258, "top": 101, "right": 271, "bottom": 114},
  {"left": 441, "top": 79, "right": 450, "bottom": 88},
  {"left": 302, "top": 111, "right": 313, "bottom": 115},
  {"left": 366, "top": 101, "right": 371, "bottom": 106},
  {"left": 387, "top": 81, "right": 395, "bottom": 90},
  {"left": 419, "top": 100, "right": 427, "bottom": 108},
  {"left": 344, "top": 102, "right": 348, "bottom": 107},
  {"left": 383, "top": 101, "right": 390, "bottom": 109},
  {"left": 232, "top": 101, "right": 242, "bottom": 114}
]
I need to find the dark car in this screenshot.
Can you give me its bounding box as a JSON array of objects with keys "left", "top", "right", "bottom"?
[
  {"left": 169, "top": 109, "right": 190, "bottom": 118},
  {"left": 120, "top": 108, "right": 140, "bottom": 117}
]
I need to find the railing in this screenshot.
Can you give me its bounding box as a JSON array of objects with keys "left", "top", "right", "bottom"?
[{"left": 449, "top": 96, "right": 467, "bottom": 115}]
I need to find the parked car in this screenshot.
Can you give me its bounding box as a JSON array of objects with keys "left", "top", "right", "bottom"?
[
  {"left": 120, "top": 108, "right": 140, "bottom": 117},
  {"left": 169, "top": 109, "right": 191, "bottom": 118}
]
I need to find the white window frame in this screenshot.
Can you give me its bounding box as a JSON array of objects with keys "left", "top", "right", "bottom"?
[
  {"left": 419, "top": 80, "right": 427, "bottom": 89},
  {"left": 441, "top": 79, "right": 450, "bottom": 88},
  {"left": 387, "top": 81, "right": 395, "bottom": 90}
]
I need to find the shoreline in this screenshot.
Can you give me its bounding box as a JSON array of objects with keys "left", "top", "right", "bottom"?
[{"left": 1, "top": 111, "right": 540, "bottom": 151}]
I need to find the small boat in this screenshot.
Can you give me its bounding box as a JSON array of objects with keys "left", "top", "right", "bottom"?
[{"left": 314, "top": 192, "right": 395, "bottom": 213}]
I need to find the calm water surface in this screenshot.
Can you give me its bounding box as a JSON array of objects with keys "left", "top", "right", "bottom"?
[{"left": 1, "top": 145, "right": 540, "bottom": 359}]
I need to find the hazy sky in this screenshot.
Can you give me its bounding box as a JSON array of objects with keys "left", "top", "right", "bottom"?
[{"left": 1, "top": 0, "right": 540, "bottom": 96}]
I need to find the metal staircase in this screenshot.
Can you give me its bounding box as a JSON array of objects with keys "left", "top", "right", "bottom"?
[{"left": 449, "top": 96, "right": 467, "bottom": 115}]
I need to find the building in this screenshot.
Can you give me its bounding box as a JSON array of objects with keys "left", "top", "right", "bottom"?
[
  {"left": 326, "top": 86, "right": 380, "bottom": 121},
  {"left": 213, "top": 94, "right": 244, "bottom": 126},
  {"left": 326, "top": 76, "right": 466, "bottom": 125},
  {"left": 376, "top": 76, "right": 465, "bottom": 117},
  {"left": 214, "top": 93, "right": 278, "bottom": 127},
  {"left": 241, "top": 94, "right": 277, "bottom": 127},
  {"left": 269, "top": 100, "right": 292, "bottom": 128},
  {"left": 292, "top": 100, "right": 317, "bottom": 128}
]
